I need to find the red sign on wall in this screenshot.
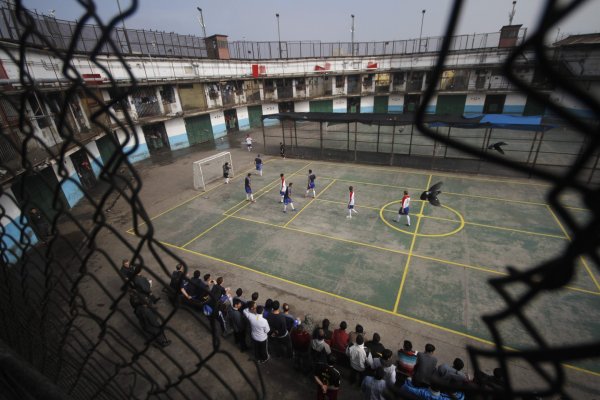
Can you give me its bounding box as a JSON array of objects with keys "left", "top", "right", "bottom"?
[{"left": 251, "top": 64, "right": 267, "bottom": 77}]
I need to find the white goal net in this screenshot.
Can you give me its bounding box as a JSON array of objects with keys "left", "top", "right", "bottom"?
[{"left": 193, "top": 151, "right": 233, "bottom": 191}]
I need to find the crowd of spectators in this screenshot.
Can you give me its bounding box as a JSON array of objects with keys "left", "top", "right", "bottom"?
[{"left": 123, "top": 261, "right": 511, "bottom": 399}]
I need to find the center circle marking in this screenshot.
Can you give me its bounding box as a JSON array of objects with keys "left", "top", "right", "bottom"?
[{"left": 379, "top": 200, "right": 465, "bottom": 237}]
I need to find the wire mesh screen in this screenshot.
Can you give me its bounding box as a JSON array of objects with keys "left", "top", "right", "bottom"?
[{"left": 0, "top": 1, "right": 263, "bottom": 399}]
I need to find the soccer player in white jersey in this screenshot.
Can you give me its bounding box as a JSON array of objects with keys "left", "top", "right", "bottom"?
[
  {"left": 305, "top": 170, "right": 316, "bottom": 198},
  {"left": 396, "top": 190, "right": 411, "bottom": 226},
  {"left": 347, "top": 186, "right": 358, "bottom": 219},
  {"left": 279, "top": 173, "right": 286, "bottom": 203}
]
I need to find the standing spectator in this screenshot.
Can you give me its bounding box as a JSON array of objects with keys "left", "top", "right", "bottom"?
[
  {"left": 169, "top": 264, "right": 184, "bottom": 291},
  {"left": 413, "top": 343, "right": 438, "bottom": 388},
  {"left": 130, "top": 290, "right": 171, "bottom": 347},
  {"left": 245, "top": 134, "right": 253, "bottom": 151},
  {"left": 282, "top": 303, "right": 298, "bottom": 332},
  {"left": 311, "top": 328, "right": 332, "bottom": 367},
  {"left": 228, "top": 299, "right": 248, "bottom": 352},
  {"left": 349, "top": 324, "right": 365, "bottom": 346},
  {"left": 361, "top": 366, "right": 387, "bottom": 400},
  {"left": 365, "top": 333, "right": 386, "bottom": 359},
  {"left": 280, "top": 142, "right": 286, "bottom": 159},
  {"left": 254, "top": 154, "right": 263, "bottom": 176},
  {"left": 397, "top": 340, "right": 418, "bottom": 378},
  {"left": 331, "top": 321, "right": 350, "bottom": 353},
  {"left": 29, "top": 207, "right": 50, "bottom": 244},
  {"left": 321, "top": 319, "right": 333, "bottom": 343},
  {"left": 266, "top": 300, "right": 292, "bottom": 358},
  {"left": 120, "top": 259, "right": 137, "bottom": 280},
  {"left": 251, "top": 292, "right": 259, "bottom": 302},
  {"left": 372, "top": 349, "right": 396, "bottom": 388},
  {"left": 263, "top": 299, "right": 274, "bottom": 317},
  {"left": 223, "top": 162, "right": 231, "bottom": 184},
  {"left": 233, "top": 288, "right": 246, "bottom": 307},
  {"left": 291, "top": 323, "right": 311, "bottom": 373},
  {"left": 346, "top": 335, "right": 373, "bottom": 386},
  {"left": 243, "top": 302, "right": 270, "bottom": 364},
  {"left": 314, "top": 354, "right": 341, "bottom": 400}
]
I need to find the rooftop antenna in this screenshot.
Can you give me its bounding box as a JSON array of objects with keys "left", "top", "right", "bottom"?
[{"left": 508, "top": 1, "right": 517, "bottom": 25}]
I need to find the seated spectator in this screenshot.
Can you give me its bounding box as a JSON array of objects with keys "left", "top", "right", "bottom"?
[
  {"left": 361, "top": 366, "right": 387, "bottom": 400},
  {"left": 413, "top": 344, "right": 437, "bottom": 388},
  {"left": 349, "top": 324, "right": 365, "bottom": 346},
  {"left": 365, "top": 333, "right": 386, "bottom": 359},
  {"left": 474, "top": 367, "right": 506, "bottom": 395},
  {"left": 291, "top": 322, "right": 312, "bottom": 373},
  {"left": 397, "top": 340, "right": 419, "bottom": 378},
  {"left": 314, "top": 354, "right": 341, "bottom": 400},
  {"left": 331, "top": 321, "right": 349, "bottom": 353},
  {"left": 311, "top": 328, "right": 332, "bottom": 367},
  {"left": 372, "top": 349, "right": 395, "bottom": 388},
  {"left": 169, "top": 263, "right": 183, "bottom": 291},
  {"left": 346, "top": 334, "right": 373, "bottom": 386},
  {"left": 399, "top": 379, "right": 465, "bottom": 400},
  {"left": 433, "top": 358, "right": 468, "bottom": 390}
]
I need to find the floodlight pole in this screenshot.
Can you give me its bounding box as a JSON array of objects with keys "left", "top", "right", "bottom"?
[
  {"left": 276, "top": 13, "right": 282, "bottom": 58},
  {"left": 351, "top": 14, "right": 355, "bottom": 56},
  {"left": 419, "top": 9, "right": 426, "bottom": 52},
  {"left": 197, "top": 7, "right": 207, "bottom": 38},
  {"left": 508, "top": 1, "right": 517, "bottom": 25}
]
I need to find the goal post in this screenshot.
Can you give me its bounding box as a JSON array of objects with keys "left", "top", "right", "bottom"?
[{"left": 193, "top": 151, "right": 233, "bottom": 191}]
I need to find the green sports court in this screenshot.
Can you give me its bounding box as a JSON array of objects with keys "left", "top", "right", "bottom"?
[{"left": 133, "top": 157, "right": 600, "bottom": 375}]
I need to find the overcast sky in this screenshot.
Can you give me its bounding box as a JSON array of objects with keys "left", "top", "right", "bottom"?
[{"left": 21, "top": 0, "right": 600, "bottom": 43}]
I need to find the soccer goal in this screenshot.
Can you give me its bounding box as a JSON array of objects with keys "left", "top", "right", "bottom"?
[{"left": 193, "top": 151, "right": 233, "bottom": 191}]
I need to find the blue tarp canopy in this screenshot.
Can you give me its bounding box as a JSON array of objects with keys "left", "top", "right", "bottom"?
[{"left": 263, "top": 112, "right": 557, "bottom": 131}]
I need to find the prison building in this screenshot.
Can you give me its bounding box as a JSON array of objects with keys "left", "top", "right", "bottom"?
[{"left": 0, "top": 4, "right": 599, "bottom": 260}]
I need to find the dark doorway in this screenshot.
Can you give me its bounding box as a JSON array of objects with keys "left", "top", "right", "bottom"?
[
  {"left": 12, "top": 166, "right": 68, "bottom": 220},
  {"left": 142, "top": 123, "right": 170, "bottom": 154},
  {"left": 70, "top": 149, "right": 97, "bottom": 190},
  {"left": 347, "top": 97, "right": 361, "bottom": 113},
  {"left": 523, "top": 94, "right": 549, "bottom": 116},
  {"left": 404, "top": 94, "right": 421, "bottom": 113},
  {"left": 278, "top": 101, "right": 294, "bottom": 113},
  {"left": 224, "top": 109, "right": 239, "bottom": 133},
  {"left": 483, "top": 94, "right": 506, "bottom": 114}
]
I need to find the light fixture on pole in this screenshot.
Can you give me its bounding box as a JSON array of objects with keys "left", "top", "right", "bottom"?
[
  {"left": 351, "top": 14, "right": 355, "bottom": 57},
  {"left": 276, "top": 13, "right": 282, "bottom": 58},
  {"left": 418, "top": 9, "right": 426, "bottom": 52},
  {"left": 508, "top": 1, "right": 517, "bottom": 25},
  {"left": 197, "top": 7, "right": 207, "bottom": 38}
]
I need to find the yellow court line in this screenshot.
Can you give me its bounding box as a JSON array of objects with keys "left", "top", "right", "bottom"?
[
  {"left": 284, "top": 178, "right": 337, "bottom": 228},
  {"left": 228, "top": 162, "right": 313, "bottom": 218},
  {"left": 546, "top": 205, "right": 600, "bottom": 292},
  {"left": 181, "top": 215, "right": 231, "bottom": 248},
  {"left": 222, "top": 213, "right": 600, "bottom": 297},
  {"left": 393, "top": 175, "right": 432, "bottom": 313},
  {"left": 156, "top": 238, "right": 600, "bottom": 378},
  {"left": 311, "top": 160, "right": 551, "bottom": 187}
]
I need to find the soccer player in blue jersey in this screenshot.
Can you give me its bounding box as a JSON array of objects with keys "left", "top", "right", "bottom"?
[
  {"left": 305, "top": 169, "right": 316, "bottom": 198},
  {"left": 255, "top": 154, "right": 263, "bottom": 177},
  {"left": 283, "top": 183, "right": 295, "bottom": 213},
  {"left": 244, "top": 173, "right": 256, "bottom": 202}
]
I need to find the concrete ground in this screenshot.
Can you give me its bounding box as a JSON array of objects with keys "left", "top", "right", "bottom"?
[{"left": 56, "top": 131, "right": 599, "bottom": 399}]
